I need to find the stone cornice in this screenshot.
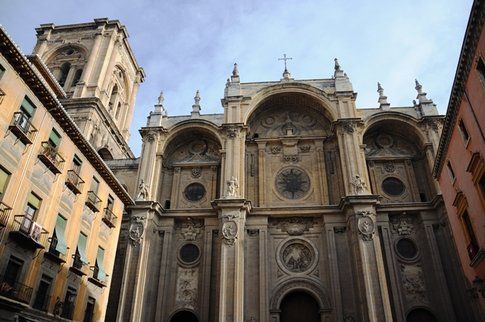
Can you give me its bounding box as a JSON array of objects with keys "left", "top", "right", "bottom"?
[{"left": 434, "top": 0, "right": 485, "bottom": 178}]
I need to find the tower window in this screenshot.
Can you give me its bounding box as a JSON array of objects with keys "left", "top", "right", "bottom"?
[
  {"left": 115, "top": 102, "right": 122, "bottom": 120},
  {"left": 108, "top": 84, "right": 118, "bottom": 111},
  {"left": 72, "top": 69, "right": 83, "bottom": 86},
  {"left": 58, "top": 62, "right": 71, "bottom": 87}
]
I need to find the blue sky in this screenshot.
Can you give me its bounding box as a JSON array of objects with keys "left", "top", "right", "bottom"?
[{"left": 0, "top": 0, "right": 472, "bottom": 156}]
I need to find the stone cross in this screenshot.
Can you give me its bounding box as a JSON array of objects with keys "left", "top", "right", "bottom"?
[{"left": 278, "top": 54, "right": 293, "bottom": 70}]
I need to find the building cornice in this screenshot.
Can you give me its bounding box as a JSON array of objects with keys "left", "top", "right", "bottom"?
[
  {"left": 433, "top": 0, "right": 485, "bottom": 178},
  {"left": 0, "top": 25, "right": 135, "bottom": 206}
]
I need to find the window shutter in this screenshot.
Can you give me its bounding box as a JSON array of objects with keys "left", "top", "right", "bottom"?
[
  {"left": 27, "top": 193, "right": 41, "bottom": 209},
  {"left": 48, "top": 129, "right": 61, "bottom": 148},
  {"left": 96, "top": 247, "right": 107, "bottom": 281},
  {"left": 77, "top": 233, "right": 89, "bottom": 264},
  {"left": 54, "top": 215, "right": 68, "bottom": 254},
  {"left": 20, "top": 97, "right": 35, "bottom": 117}
]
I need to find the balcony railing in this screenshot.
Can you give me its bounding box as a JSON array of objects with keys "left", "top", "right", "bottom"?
[
  {"left": 38, "top": 142, "right": 65, "bottom": 174},
  {"left": 85, "top": 191, "right": 102, "bottom": 213},
  {"left": 33, "top": 294, "right": 51, "bottom": 312},
  {"left": 0, "top": 274, "right": 34, "bottom": 304},
  {"left": 61, "top": 301, "right": 75, "bottom": 320},
  {"left": 88, "top": 266, "right": 107, "bottom": 288},
  {"left": 0, "top": 201, "right": 12, "bottom": 228},
  {"left": 69, "top": 253, "right": 87, "bottom": 277},
  {"left": 65, "top": 170, "right": 84, "bottom": 195},
  {"left": 8, "top": 112, "right": 37, "bottom": 145},
  {"left": 44, "top": 236, "right": 67, "bottom": 264},
  {"left": 9, "top": 214, "right": 48, "bottom": 250},
  {"left": 102, "top": 207, "right": 117, "bottom": 228}
]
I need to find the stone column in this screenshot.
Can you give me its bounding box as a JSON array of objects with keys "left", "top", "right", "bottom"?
[
  {"left": 222, "top": 123, "right": 247, "bottom": 197},
  {"left": 212, "top": 198, "right": 251, "bottom": 322},
  {"left": 77, "top": 29, "right": 103, "bottom": 97},
  {"left": 343, "top": 196, "right": 393, "bottom": 322},
  {"left": 137, "top": 129, "right": 161, "bottom": 201}
]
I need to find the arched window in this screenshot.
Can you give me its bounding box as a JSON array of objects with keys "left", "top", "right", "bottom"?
[
  {"left": 98, "top": 148, "right": 113, "bottom": 161},
  {"left": 406, "top": 308, "right": 438, "bottom": 322},
  {"left": 58, "top": 62, "right": 71, "bottom": 87},
  {"left": 72, "top": 69, "right": 83, "bottom": 86},
  {"left": 109, "top": 84, "right": 118, "bottom": 112}
]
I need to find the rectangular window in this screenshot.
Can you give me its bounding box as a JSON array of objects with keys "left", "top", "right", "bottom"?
[
  {"left": 48, "top": 128, "right": 61, "bottom": 148},
  {"left": 107, "top": 195, "right": 114, "bottom": 211},
  {"left": 90, "top": 177, "right": 100, "bottom": 193},
  {"left": 83, "top": 297, "right": 96, "bottom": 322},
  {"left": 33, "top": 274, "right": 53, "bottom": 311},
  {"left": 0, "top": 63, "right": 5, "bottom": 80},
  {"left": 21, "top": 192, "right": 41, "bottom": 234},
  {"left": 49, "top": 215, "right": 68, "bottom": 256},
  {"left": 0, "top": 166, "right": 10, "bottom": 199},
  {"left": 477, "top": 57, "right": 485, "bottom": 86},
  {"left": 446, "top": 161, "right": 456, "bottom": 181},
  {"left": 73, "top": 154, "right": 82, "bottom": 173},
  {"left": 462, "top": 210, "right": 479, "bottom": 260},
  {"left": 61, "top": 287, "right": 77, "bottom": 320},
  {"left": 458, "top": 120, "right": 470, "bottom": 143},
  {"left": 20, "top": 96, "right": 36, "bottom": 118},
  {"left": 94, "top": 247, "right": 106, "bottom": 281},
  {"left": 2, "top": 256, "right": 23, "bottom": 286}
]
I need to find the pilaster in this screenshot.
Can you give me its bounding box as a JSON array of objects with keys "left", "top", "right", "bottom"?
[
  {"left": 341, "top": 195, "right": 393, "bottom": 322},
  {"left": 212, "top": 198, "right": 251, "bottom": 322}
]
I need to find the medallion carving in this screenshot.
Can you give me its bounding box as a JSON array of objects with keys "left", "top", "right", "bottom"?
[
  {"left": 129, "top": 216, "right": 146, "bottom": 246},
  {"left": 222, "top": 220, "right": 238, "bottom": 245},
  {"left": 278, "top": 239, "right": 316, "bottom": 274},
  {"left": 357, "top": 211, "right": 375, "bottom": 241}
]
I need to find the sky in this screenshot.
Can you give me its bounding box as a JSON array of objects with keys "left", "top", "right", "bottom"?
[{"left": 0, "top": 0, "right": 473, "bottom": 157}]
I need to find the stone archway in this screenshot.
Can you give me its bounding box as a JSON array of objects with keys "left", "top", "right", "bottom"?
[
  {"left": 170, "top": 310, "right": 199, "bottom": 322},
  {"left": 280, "top": 290, "right": 320, "bottom": 322}
]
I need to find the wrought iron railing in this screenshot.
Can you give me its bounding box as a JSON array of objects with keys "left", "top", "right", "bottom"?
[
  {"left": 102, "top": 207, "right": 117, "bottom": 228},
  {"left": 65, "top": 170, "right": 84, "bottom": 194},
  {"left": 38, "top": 142, "right": 65, "bottom": 174},
  {"left": 8, "top": 111, "right": 37, "bottom": 144},
  {"left": 32, "top": 293, "right": 51, "bottom": 312},
  {"left": 85, "top": 191, "right": 102, "bottom": 212},
  {"left": 72, "top": 253, "right": 85, "bottom": 270},
  {"left": 0, "top": 201, "right": 12, "bottom": 227},
  {"left": 61, "top": 300, "right": 75, "bottom": 320},
  {"left": 10, "top": 214, "right": 48, "bottom": 248},
  {"left": 46, "top": 236, "right": 67, "bottom": 263},
  {"left": 0, "top": 274, "right": 34, "bottom": 304}
]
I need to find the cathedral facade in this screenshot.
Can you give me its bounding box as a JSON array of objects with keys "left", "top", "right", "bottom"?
[{"left": 107, "top": 63, "right": 479, "bottom": 322}]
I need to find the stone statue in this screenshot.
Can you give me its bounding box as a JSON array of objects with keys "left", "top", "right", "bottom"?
[
  {"left": 351, "top": 174, "right": 367, "bottom": 195},
  {"left": 226, "top": 176, "right": 239, "bottom": 198},
  {"left": 136, "top": 179, "right": 150, "bottom": 201},
  {"left": 54, "top": 297, "right": 63, "bottom": 316}
]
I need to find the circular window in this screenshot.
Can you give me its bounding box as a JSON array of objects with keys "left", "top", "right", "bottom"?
[
  {"left": 277, "top": 239, "right": 317, "bottom": 274},
  {"left": 396, "top": 238, "right": 418, "bottom": 259},
  {"left": 184, "top": 183, "right": 206, "bottom": 202},
  {"left": 382, "top": 177, "right": 405, "bottom": 196},
  {"left": 179, "top": 243, "right": 200, "bottom": 264},
  {"left": 275, "top": 167, "right": 311, "bottom": 200}
]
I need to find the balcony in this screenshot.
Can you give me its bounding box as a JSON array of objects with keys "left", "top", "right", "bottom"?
[
  {"left": 0, "top": 202, "right": 12, "bottom": 228},
  {"left": 69, "top": 253, "right": 87, "bottom": 277},
  {"left": 38, "top": 142, "right": 65, "bottom": 175},
  {"left": 8, "top": 112, "right": 37, "bottom": 145},
  {"left": 0, "top": 274, "right": 34, "bottom": 304},
  {"left": 102, "top": 207, "right": 117, "bottom": 228},
  {"left": 65, "top": 170, "right": 84, "bottom": 195},
  {"left": 85, "top": 191, "right": 102, "bottom": 213},
  {"left": 44, "top": 236, "right": 67, "bottom": 264},
  {"left": 9, "top": 215, "right": 48, "bottom": 250},
  {"left": 88, "top": 266, "right": 107, "bottom": 288},
  {"left": 32, "top": 294, "right": 51, "bottom": 312}
]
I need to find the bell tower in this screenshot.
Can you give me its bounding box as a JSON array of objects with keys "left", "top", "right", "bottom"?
[{"left": 33, "top": 18, "right": 145, "bottom": 159}]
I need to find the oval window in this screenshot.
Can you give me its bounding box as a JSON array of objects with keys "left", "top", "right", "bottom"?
[
  {"left": 382, "top": 177, "right": 405, "bottom": 196},
  {"left": 184, "top": 183, "right": 206, "bottom": 202},
  {"left": 396, "top": 238, "right": 418, "bottom": 259},
  {"left": 179, "top": 243, "right": 200, "bottom": 264}
]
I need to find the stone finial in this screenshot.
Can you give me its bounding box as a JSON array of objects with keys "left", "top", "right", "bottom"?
[
  {"left": 414, "top": 79, "right": 432, "bottom": 104},
  {"left": 231, "top": 63, "right": 240, "bottom": 82},
  {"left": 334, "top": 58, "right": 345, "bottom": 78},
  {"left": 282, "top": 68, "right": 291, "bottom": 80},
  {"left": 377, "top": 82, "right": 390, "bottom": 110},
  {"left": 191, "top": 90, "right": 201, "bottom": 116},
  {"left": 154, "top": 90, "right": 167, "bottom": 116}
]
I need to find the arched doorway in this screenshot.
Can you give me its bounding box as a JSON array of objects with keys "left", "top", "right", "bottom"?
[
  {"left": 406, "top": 308, "right": 438, "bottom": 322},
  {"left": 280, "top": 291, "right": 320, "bottom": 322},
  {"left": 170, "top": 310, "right": 198, "bottom": 322}
]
